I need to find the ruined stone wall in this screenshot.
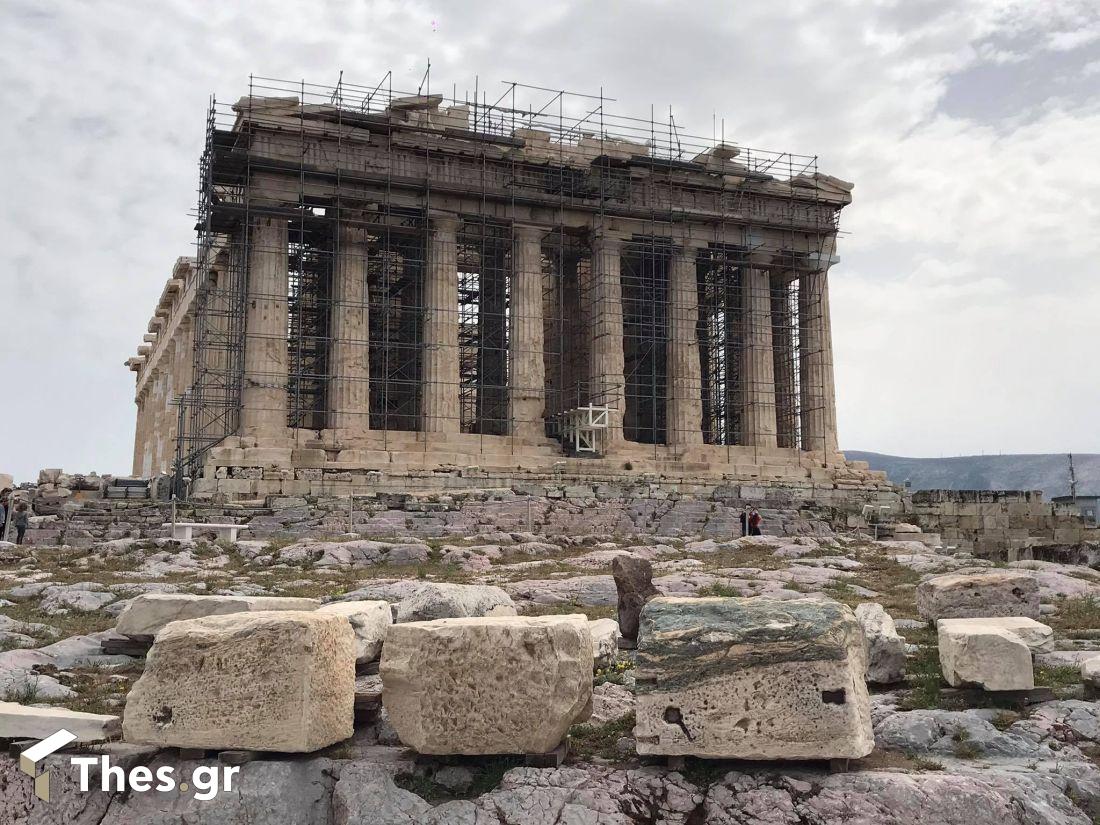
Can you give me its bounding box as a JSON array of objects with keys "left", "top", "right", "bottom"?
[
  {"left": 18, "top": 480, "right": 902, "bottom": 548},
  {"left": 903, "top": 489, "right": 1100, "bottom": 557}
]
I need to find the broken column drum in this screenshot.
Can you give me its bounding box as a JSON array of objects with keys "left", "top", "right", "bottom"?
[{"left": 634, "top": 596, "right": 874, "bottom": 760}]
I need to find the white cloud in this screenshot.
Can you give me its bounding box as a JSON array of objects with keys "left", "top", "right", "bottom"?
[{"left": 0, "top": 0, "right": 1097, "bottom": 480}]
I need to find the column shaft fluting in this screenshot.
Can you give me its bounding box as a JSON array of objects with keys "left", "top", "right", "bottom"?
[
  {"left": 741, "top": 268, "right": 778, "bottom": 447},
  {"left": 330, "top": 222, "right": 371, "bottom": 440},
  {"left": 799, "top": 245, "right": 839, "bottom": 453},
  {"left": 666, "top": 245, "right": 703, "bottom": 446},
  {"left": 241, "top": 216, "right": 290, "bottom": 439},
  {"left": 587, "top": 232, "right": 626, "bottom": 442},
  {"left": 421, "top": 214, "right": 460, "bottom": 433},
  {"left": 509, "top": 225, "right": 546, "bottom": 440},
  {"left": 771, "top": 273, "right": 798, "bottom": 449}
]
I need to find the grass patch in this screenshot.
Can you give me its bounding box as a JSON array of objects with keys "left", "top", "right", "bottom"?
[
  {"left": 569, "top": 713, "right": 635, "bottom": 761},
  {"left": 1049, "top": 596, "right": 1100, "bottom": 633},
  {"left": 522, "top": 601, "right": 616, "bottom": 621},
  {"left": 1035, "top": 665, "right": 1081, "bottom": 689},
  {"left": 952, "top": 729, "right": 980, "bottom": 759},
  {"left": 990, "top": 711, "right": 1020, "bottom": 731},
  {"left": 899, "top": 644, "right": 945, "bottom": 710}
]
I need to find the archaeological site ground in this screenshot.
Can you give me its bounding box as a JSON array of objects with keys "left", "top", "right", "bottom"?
[{"left": 3, "top": 74, "right": 1099, "bottom": 825}]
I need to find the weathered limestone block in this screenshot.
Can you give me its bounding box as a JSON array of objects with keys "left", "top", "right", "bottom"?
[
  {"left": 855, "top": 602, "right": 906, "bottom": 684},
  {"left": 115, "top": 593, "right": 320, "bottom": 639},
  {"left": 938, "top": 621, "right": 1034, "bottom": 691},
  {"left": 634, "top": 597, "right": 873, "bottom": 759},
  {"left": 916, "top": 572, "right": 1040, "bottom": 621},
  {"left": 589, "top": 617, "right": 621, "bottom": 669},
  {"left": 611, "top": 554, "right": 659, "bottom": 644},
  {"left": 394, "top": 583, "right": 516, "bottom": 623},
  {"left": 938, "top": 617, "right": 1054, "bottom": 654},
  {"left": 123, "top": 611, "right": 355, "bottom": 752},
  {"left": 0, "top": 701, "right": 120, "bottom": 742},
  {"left": 318, "top": 600, "right": 392, "bottom": 663},
  {"left": 381, "top": 615, "right": 592, "bottom": 754},
  {"left": 1081, "top": 656, "right": 1100, "bottom": 690}
]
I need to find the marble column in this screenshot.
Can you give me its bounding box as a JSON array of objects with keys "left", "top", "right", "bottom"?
[
  {"left": 666, "top": 243, "right": 703, "bottom": 446},
  {"left": 132, "top": 388, "right": 148, "bottom": 476},
  {"left": 587, "top": 231, "right": 626, "bottom": 442},
  {"left": 771, "top": 273, "right": 798, "bottom": 449},
  {"left": 741, "top": 268, "right": 778, "bottom": 448},
  {"left": 329, "top": 222, "right": 371, "bottom": 441},
  {"left": 509, "top": 224, "right": 546, "bottom": 440},
  {"left": 421, "top": 213, "right": 460, "bottom": 433},
  {"left": 241, "top": 216, "right": 290, "bottom": 439},
  {"left": 799, "top": 238, "right": 840, "bottom": 454}
]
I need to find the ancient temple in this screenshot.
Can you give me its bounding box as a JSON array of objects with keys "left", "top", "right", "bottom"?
[{"left": 126, "top": 77, "right": 888, "bottom": 499}]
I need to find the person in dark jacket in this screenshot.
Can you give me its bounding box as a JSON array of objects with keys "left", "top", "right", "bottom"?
[
  {"left": 12, "top": 503, "right": 29, "bottom": 545},
  {"left": 748, "top": 508, "right": 763, "bottom": 536},
  {"left": 739, "top": 509, "right": 748, "bottom": 537}
]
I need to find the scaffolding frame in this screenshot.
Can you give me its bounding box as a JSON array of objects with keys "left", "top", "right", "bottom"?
[{"left": 166, "top": 71, "right": 844, "bottom": 488}]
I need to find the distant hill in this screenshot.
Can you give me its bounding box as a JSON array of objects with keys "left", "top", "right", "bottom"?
[{"left": 844, "top": 452, "right": 1100, "bottom": 500}]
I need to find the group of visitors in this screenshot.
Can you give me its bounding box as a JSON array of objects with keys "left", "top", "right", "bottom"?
[
  {"left": 739, "top": 507, "right": 764, "bottom": 537},
  {"left": 0, "top": 488, "right": 29, "bottom": 545}
]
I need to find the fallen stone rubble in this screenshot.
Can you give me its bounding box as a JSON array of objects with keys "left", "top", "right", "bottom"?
[{"left": 4, "top": 521, "right": 1100, "bottom": 824}]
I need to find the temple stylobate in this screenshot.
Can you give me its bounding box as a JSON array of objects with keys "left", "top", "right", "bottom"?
[{"left": 126, "top": 76, "right": 888, "bottom": 500}]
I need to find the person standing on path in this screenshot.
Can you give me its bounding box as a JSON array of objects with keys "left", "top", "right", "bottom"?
[
  {"left": 12, "top": 503, "right": 29, "bottom": 545},
  {"left": 748, "top": 508, "right": 763, "bottom": 537}
]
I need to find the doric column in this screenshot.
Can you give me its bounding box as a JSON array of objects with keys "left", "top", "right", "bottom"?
[
  {"left": 587, "top": 230, "right": 626, "bottom": 442},
  {"left": 509, "top": 224, "right": 546, "bottom": 440},
  {"left": 771, "top": 272, "right": 798, "bottom": 448},
  {"left": 150, "top": 365, "right": 166, "bottom": 474},
  {"left": 666, "top": 243, "right": 703, "bottom": 446},
  {"left": 241, "top": 216, "right": 289, "bottom": 439},
  {"left": 421, "top": 213, "right": 460, "bottom": 433},
  {"left": 329, "top": 221, "right": 371, "bottom": 441},
  {"left": 132, "top": 388, "right": 147, "bottom": 476},
  {"left": 741, "top": 268, "right": 778, "bottom": 447},
  {"left": 799, "top": 238, "right": 840, "bottom": 453}
]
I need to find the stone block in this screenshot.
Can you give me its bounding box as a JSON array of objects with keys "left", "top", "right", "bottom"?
[
  {"left": 937, "top": 616, "right": 1053, "bottom": 654},
  {"left": 115, "top": 593, "right": 321, "bottom": 638},
  {"left": 916, "top": 572, "right": 1040, "bottom": 621},
  {"left": 854, "top": 603, "right": 906, "bottom": 684},
  {"left": 317, "top": 600, "right": 392, "bottom": 663},
  {"left": 394, "top": 583, "right": 516, "bottom": 623},
  {"left": 0, "top": 701, "right": 120, "bottom": 742},
  {"left": 589, "top": 617, "right": 621, "bottom": 668},
  {"left": 634, "top": 597, "right": 873, "bottom": 759},
  {"left": 123, "top": 611, "right": 355, "bottom": 752},
  {"left": 381, "top": 615, "right": 592, "bottom": 755},
  {"left": 938, "top": 621, "right": 1034, "bottom": 691}
]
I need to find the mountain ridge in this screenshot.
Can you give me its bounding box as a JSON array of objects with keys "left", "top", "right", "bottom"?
[{"left": 844, "top": 451, "right": 1100, "bottom": 500}]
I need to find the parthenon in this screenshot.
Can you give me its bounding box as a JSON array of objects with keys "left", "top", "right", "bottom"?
[{"left": 126, "top": 76, "right": 887, "bottom": 499}]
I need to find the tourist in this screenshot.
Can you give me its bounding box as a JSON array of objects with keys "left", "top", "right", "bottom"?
[
  {"left": 748, "top": 508, "right": 763, "bottom": 536},
  {"left": 739, "top": 508, "right": 748, "bottom": 537},
  {"left": 12, "top": 502, "right": 29, "bottom": 545}
]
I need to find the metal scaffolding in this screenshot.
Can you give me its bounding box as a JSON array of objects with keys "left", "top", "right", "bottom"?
[{"left": 161, "top": 71, "right": 843, "bottom": 489}]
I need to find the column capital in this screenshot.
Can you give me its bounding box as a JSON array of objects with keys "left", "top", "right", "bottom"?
[
  {"left": 589, "top": 227, "right": 626, "bottom": 252},
  {"left": 428, "top": 212, "right": 461, "bottom": 233},
  {"left": 512, "top": 223, "right": 548, "bottom": 242}
]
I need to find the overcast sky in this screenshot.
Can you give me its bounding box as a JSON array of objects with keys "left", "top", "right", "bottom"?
[{"left": 1, "top": 0, "right": 1098, "bottom": 482}]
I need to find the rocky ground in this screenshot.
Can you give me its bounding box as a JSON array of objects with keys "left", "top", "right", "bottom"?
[{"left": 3, "top": 527, "right": 1100, "bottom": 824}]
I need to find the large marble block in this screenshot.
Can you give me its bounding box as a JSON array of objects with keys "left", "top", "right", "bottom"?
[
  {"left": 917, "top": 572, "right": 1040, "bottom": 621},
  {"left": 381, "top": 615, "right": 592, "bottom": 755},
  {"left": 115, "top": 593, "right": 320, "bottom": 639},
  {"left": 123, "top": 611, "right": 355, "bottom": 752},
  {"left": 634, "top": 597, "right": 874, "bottom": 759}
]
